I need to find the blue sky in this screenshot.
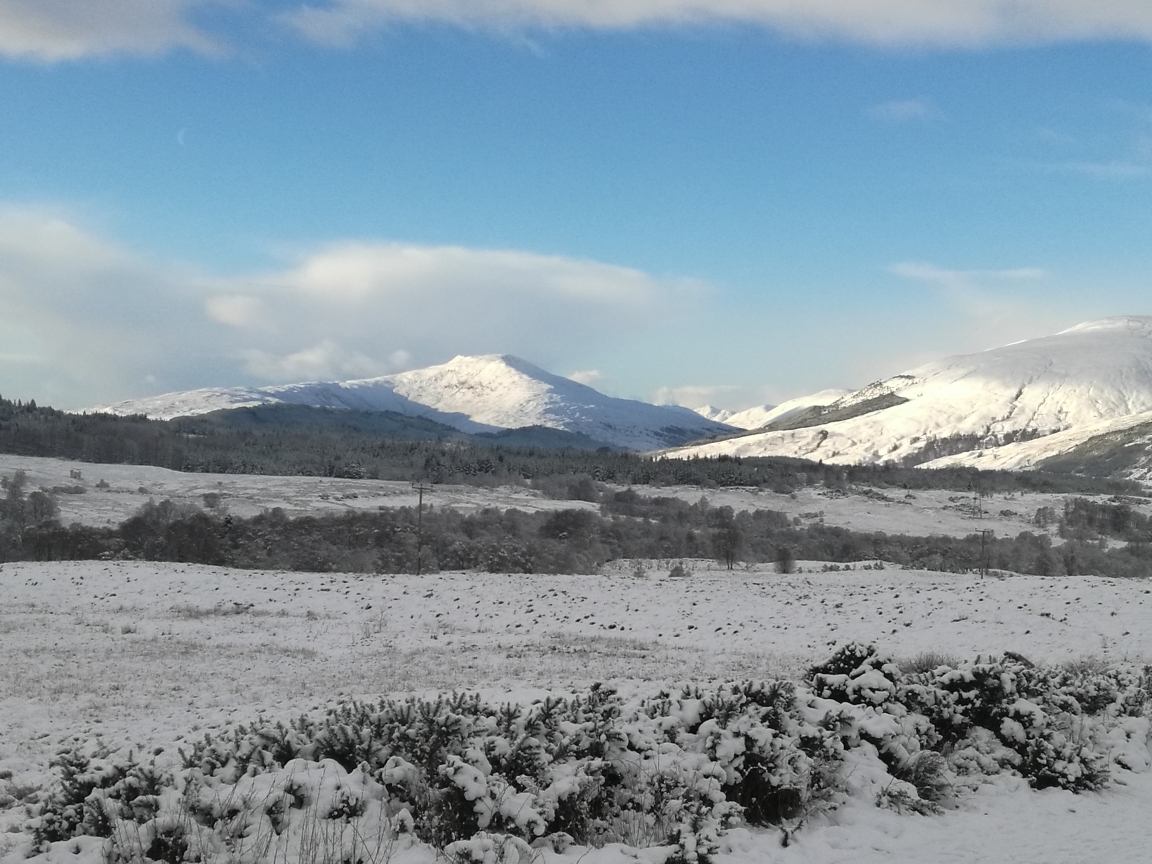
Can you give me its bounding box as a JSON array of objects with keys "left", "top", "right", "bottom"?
[{"left": 2, "top": 2, "right": 1152, "bottom": 411}]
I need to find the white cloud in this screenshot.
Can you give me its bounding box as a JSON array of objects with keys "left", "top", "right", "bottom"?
[
  {"left": 205, "top": 294, "right": 267, "bottom": 328},
  {"left": 651, "top": 382, "right": 778, "bottom": 412},
  {"left": 284, "top": 1, "right": 1152, "bottom": 48},
  {"left": 0, "top": 206, "right": 702, "bottom": 408},
  {"left": 8, "top": 0, "right": 1152, "bottom": 63},
  {"left": 0, "top": 0, "right": 216, "bottom": 61},
  {"left": 568, "top": 369, "right": 603, "bottom": 386},
  {"left": 213, "top": 242, "right": 699, "bottom": 376},
  {"left": 276, "top": 242, "right": 667, "bottom": 306},
  {"left": 0, "top": 206, "right": 202, "bottom": 404},
  {"left": 652, "top": 383, "right": 735, "bottom": 408},
  {"left": 240, "top": 340, "right": 387, "bottom": 382},
  {"left": 869, "top": 98, "right": 934, "bottom": 121}
]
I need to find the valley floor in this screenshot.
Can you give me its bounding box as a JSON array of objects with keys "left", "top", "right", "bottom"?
[
  {"left": 5, "top": 452, "right": 1146, "bottom": 541},
  {"left": 2, "top": 559, "right": 1150, "bottom": 863}
]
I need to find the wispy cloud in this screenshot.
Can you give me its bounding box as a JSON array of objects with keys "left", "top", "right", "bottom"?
[
  {"left": 0, "top": 0, "right": 217, "bottom": 61},
  {"left": 284, "top": 2, "right": 1152, "bottom": 49},
  {"left": 1031, "top": 101, "right": 1152, "bottom": 180},
  {"left": 11, "top": 1, "right": 1152, "bottom": 62},
  {"left": 0, "top": 206, "right": 705, "bottom": 407},
  {"left": 888, "top": 261, "right": 1074, "bottom": 353},
  {"left": 890, "top": 262, "right": 1046, "bottom": 285},
  {"left": 1046, "top": 160, "right": 1152, "bottom": 180},
  {"left": 869, "top": 98, "right": 934, "bottom": 121}
]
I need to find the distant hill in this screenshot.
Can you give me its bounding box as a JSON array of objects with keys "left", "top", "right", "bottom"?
[
  {"left": 665, "top": 317, "right": 1152, "bottom": 480},
  {"left": 88, "top": 354, "right": 733, "bottom": 451},
  {"left": 198, "top": 403, "right": 620, "bottom": 451}
]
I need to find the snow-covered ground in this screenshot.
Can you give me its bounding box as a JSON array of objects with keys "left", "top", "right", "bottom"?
[
  {"left": 724, "top": 389, "right": 851, "bottom": 431},
  {"left": 2, "top": 450, "right": 1151, "bottom": 864},
  {"left": 2, "top": 559, "right": 1150, "bottom": 864},
  {"left": 5, "top": 452, "right": 1143, "bottom": 540},
  {"left": 0, "top": 454, "right": 598, "bottom": 528},
  {"left": 637, "top": 483, "right": 1129, "bottom": 541},
  {"left": 920, "top": 410, "right": 1152, "bottom": 477}
]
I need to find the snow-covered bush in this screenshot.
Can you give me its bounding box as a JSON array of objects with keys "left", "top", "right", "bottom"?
[
  {"left": 26, "top": 647, "right": 1151, "bottom": 864},
  {"left": 444, "top": 831, "right": 533, "bottom": 864},
  {"left": 172, "top": 679, "right": 844, "bottom": 858},
  {"left": 30, "top": 744, "right": 169, "bottom": 847},
  {"left": 807, "top": 643, "right": 1146, "bottom": 794},
  {"left": 103, "top": 760, "right": 400, "bottom": 864}
]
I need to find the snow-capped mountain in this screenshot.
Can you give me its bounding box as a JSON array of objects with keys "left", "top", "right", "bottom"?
[
  {"left": 665, "top": 316, "right": 1152, "bottom": 469},
  {"left": 917, "top": 410, "right": 1152, "bottom": 477},
  {"left": 88, "top": 354, "right": 735, "bottom": 451},
  {"left": 727, "top": 389, "right": 851, "bottom": 430},
  {"left": 691, "top": 390, "right": 848, "bottom": 431},
  {"left": 692, "top": 405, "right": 736, "bottom": 424}
]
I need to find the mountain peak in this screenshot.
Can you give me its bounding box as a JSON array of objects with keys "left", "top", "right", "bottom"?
[
  {"left": 87, "top": 353, "right": 734, "bottom": 450},
  {"left": 404, "top": 353, "right": 557, "bottom": 384},
  {"left": 1057, "top": 316, "right": 1152, "bottom": 337}
]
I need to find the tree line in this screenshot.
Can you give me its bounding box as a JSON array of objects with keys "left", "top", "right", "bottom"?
[
  {"left": 0, "top": 396, "right": 1138, "bottom": 496},
  {"left": 3, "top": 473, "right": 1150, "bottom": 578}
]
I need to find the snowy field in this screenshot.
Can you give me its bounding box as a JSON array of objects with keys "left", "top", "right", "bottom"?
[
  {"left": 634, "top": 483, "right": 1129, "bottom": 541},
  {"left": 2, "top": 558, "right": 1151, "bottom": 864},
  {"left": 3, "top": 453, "right": 1143, "bottom": 541},
  {"left": 0, "top": 454, "right": 598, "bottom": 528}
]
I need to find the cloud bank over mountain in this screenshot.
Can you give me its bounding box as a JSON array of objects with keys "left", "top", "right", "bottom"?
[{"left": 0, "top": 207, "right": 700, "bottom": 408}]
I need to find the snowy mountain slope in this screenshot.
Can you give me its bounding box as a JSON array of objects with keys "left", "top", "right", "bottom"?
[
  {"left": 735, "top": 388, "right": 851, "bottom": 430},
  {"left": 922, "top": 410, "right": 1152, "bottom": 482},
  {"left": 665, "top": 316, "right": 1152, "bottom": 468},
  {"left": 691, "top": 390, "right": 848, "bottom": 431},
  {"left": 88, "top": 354, "right": 735, "bottom": 451},
  {"left": 692, "top": 405, "right": 736, "bottom": 424}
]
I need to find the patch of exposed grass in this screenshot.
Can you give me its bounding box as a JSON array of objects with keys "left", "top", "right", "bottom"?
[{"left": 170, "top": 602, "right": 263, "bottom": 619}]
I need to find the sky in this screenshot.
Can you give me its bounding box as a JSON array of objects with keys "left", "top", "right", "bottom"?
[{"left": 2, "top": 2, "right": 1152, "bottom": 412}]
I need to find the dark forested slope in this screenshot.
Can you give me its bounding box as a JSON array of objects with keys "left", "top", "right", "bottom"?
[{"left": 0, "top": 396, "right": 1140, "bottom": 496}]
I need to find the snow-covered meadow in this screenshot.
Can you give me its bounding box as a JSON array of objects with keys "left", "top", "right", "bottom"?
[
  {"left": 0, "top": 455, "right": 599, "bottom": 528},
  {"left": 1, "top": 452, "right": 1151, "bottom": 864},
  {"left": 2, "top": 556, "right": 1151, "bottom": 864},
  {"left": 1, "top": 452, "right": 1133, "bottom": 541}
]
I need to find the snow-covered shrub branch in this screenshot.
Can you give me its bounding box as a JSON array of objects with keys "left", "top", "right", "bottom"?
[{"left": 24, "top": 647, "right": 1152, "bottom": 864}]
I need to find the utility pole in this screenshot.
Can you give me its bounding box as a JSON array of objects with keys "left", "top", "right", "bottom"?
[
  {"left": 412, "top": 484, "right": 432, "bottom": 575},
  {"left": 979, "top": 528, "right": 994, "bottom": 578}
]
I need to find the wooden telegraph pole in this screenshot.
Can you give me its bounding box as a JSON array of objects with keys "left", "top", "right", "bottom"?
[
  {"left": 979, "top": 528, "right": 994, "bottom": 578},
  {"left": 413, "top": 484, "right": 432, "bottom": 575}
]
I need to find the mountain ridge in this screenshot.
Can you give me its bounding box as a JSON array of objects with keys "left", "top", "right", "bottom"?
[
  {"left": 87, "top": 354, "right": 734, "bottom": 452},
  {"left": 664, "top": 316, "right": 1152, "bottom": 475}
]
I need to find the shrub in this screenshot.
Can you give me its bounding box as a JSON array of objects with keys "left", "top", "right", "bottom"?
[
  {"left": 30, "top": 746, "right": 169, "bottom": 847},
  {"left": 29, "top": 648, "right": 1150, "bottom": 863}
]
